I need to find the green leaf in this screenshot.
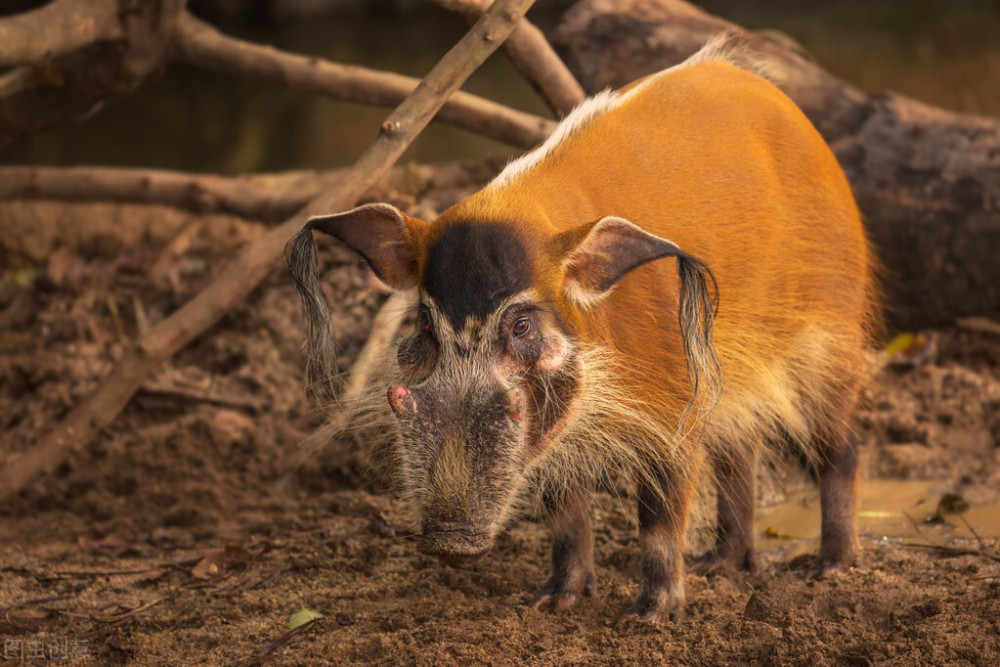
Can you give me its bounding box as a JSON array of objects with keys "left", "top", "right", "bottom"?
[
  {"left": 885, "top": 332, "right": 916, "bottom": 356},
  {"left": 9, "top": 267, "right": 39, "bottom": 288},
  {"left": 287, "top": 606, "right": 323, "bottom": 630}
]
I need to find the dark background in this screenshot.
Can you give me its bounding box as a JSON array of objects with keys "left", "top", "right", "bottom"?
[{"left": 2, "top": 0, "right": 997, "bottom": 173}]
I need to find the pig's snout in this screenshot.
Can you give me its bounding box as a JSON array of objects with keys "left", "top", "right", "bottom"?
[{"left": 418, "top": 519, "right": 493, "bottom": 566}]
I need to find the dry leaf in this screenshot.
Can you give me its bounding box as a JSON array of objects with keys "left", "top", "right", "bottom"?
[
  {"left": 190, "top": 545, "right": 251, "bottom": 579},
  {"left": 137, "top": 567, "right": 169, "bottom": 583},
  {"left": 764, "top": 526, "right": 794, "bottom": 540},
  {"left": 77, "top": 533, "right": 136, "bottom": 558},
  {"left": 191, "top": 550, "right": 227, "bottom": 579}
]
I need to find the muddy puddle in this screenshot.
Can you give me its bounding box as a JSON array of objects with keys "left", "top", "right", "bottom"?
[{"left": 759, "top": 479, "right": 1000, "bottom": 559}]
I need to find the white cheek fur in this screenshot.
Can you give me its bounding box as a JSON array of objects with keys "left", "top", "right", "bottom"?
[{"left": 536, "top": 332, "right": 570, "bottom": 372}]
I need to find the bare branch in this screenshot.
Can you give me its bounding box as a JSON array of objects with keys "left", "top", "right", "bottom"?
[
  {"left": 0, "top": 3, "right": 553, "bottom": 150},
  {"left": 0, "top": 165, "right": 335, "bottom": 222},
  {"left": 433, "top": 0, "right": 585, "bottom": 116},
  {"left": 0, "top": 0, "right": 184, "bottom": 148},
  {"left": 0, "top": 160, "right": 503, "bottom": 222},
  {"left": 0, "top": 0, "right": 537, "bottom": 502},
  {"left": 172, "top": 12, "right": 554, "bottom": 149},
  {"left": 0, "top": 0, "right": 121, "bottom": 68}
]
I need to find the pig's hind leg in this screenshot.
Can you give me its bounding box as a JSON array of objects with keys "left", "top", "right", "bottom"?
[
  {"left": 531, "top": 492, "right": 596, "bottom": 612},
  {"left": 691, "top": 446, "right": 757, "bottom": 574},
  {"left": 817, "top": 428, "right": 860, "bottom": 573}
]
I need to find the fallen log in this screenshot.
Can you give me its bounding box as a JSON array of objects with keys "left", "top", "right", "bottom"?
[{"left": 552, "top": 0, "right": 1000, "bottom": 329}]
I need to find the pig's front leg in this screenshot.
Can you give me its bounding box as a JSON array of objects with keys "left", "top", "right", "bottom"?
[
  {"left": 620, "top": 465, "right": 691, "bottom": 623},
  {"left": 531, "top": 492, "right": 596, "bottom": 611}
]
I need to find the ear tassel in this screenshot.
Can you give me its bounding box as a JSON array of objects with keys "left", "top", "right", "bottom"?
[
  {"left": 286, "top": 221, "right": 343, "bottom": 406},
  {"left": 675, "top": 253, "right": 723, "bottom": 431}
]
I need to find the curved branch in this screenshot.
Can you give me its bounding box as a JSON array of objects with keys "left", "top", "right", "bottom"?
[
  {"left": 0, "top": 0, "right": 537, "bottom": 502},
  {"left": 433, "top": 0, "right": 585, "bottom": 117},
  {"left": 172, "top": 12, "right": 554, "bottom": 149},
  {"left": 0, "top": 0, "right": 122, "bottom": 68}
]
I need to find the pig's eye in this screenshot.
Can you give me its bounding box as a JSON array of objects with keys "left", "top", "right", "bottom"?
[{"left": 511, "top": 317, "right": 531, "bottom": 338}]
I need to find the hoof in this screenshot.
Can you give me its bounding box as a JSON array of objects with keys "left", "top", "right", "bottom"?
[
  {"left": 689, "top": 548, "right": 756, "bottom": 576},
  {"left": 530, "top": 572, "right": 596, "bottom": 612},
  {"left": 814, "top": 553, "right": 859, "bottom": 579},
  {"left": 814, "top": 539, "right": 860, "bottom": 578},
  {"left": 615, "top": 594, "right": 684, "bottom": 625}
]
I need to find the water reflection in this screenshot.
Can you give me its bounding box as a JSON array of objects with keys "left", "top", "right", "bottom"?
[{"left": 757, "top": 479, "right": 1000, "bottom": 558}]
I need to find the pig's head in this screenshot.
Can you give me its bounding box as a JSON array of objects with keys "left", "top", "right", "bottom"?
[{"left": 289, "top": 202, "right": 711, "bottom": 564}]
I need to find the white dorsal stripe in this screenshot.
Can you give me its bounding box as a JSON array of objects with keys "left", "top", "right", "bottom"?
[
  {"left": 488, "top": 33, "right": 758, "bottom": 191},
  {"left": 489, "top": 87, "right": 620, "bottom": 190}
]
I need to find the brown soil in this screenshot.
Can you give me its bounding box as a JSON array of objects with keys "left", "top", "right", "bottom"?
[{"left": 1, "top": 188, "right": 998, "bottom": 666}]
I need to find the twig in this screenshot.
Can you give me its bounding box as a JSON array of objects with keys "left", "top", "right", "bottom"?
[
  {"left": 0, "top": 0, "right": 538, "bottom": 501},
  {"left": 93, "top": 596, "right": 167, "bottom": 628},
  {"left": 433, "top": 0, "right": 586, "bottom": 116},
  {"left": 0, "top": 0, "right": 121, "bottom": 68},
  {"left": 0, "top": 160, "right": 504, "bottom": 222},
  {"left": 902, "top": 511, "right": 1000, "bottom": 563},
  {"left": 254, "top": 617, "right": 322, "bottom": 660},
  {"left": 47, "top": 569, "right": 161, "bottom": 578},
  {"left": 15, "top": 594, "right": 76, "bottom": 608},
  {"left": 149, "top": 219, "right": 205, "bottom": 291},
  {"left": 173, "top": 12, "right": 554, "bottom": 149},
  {"left": 136, "top": 385, "right": 269, "bottom": 413},
  {"left": 903, "top": 509, "right": 943, "bottom": 547},
  {"left": 956, "top": 316, "right": 1000, "bottom": 338},
  {"left": 956, "top": 512, "right": 990, "bottom": 554},
  {"left": 902, "top": 543, "right": 1000, "bottom": 563}
]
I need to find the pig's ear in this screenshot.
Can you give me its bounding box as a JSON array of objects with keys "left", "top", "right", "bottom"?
[
  {"left": 558, "top": 215, "right": 687, "bottom": 304},
  {"left": 305, "top": 203, "right": 429, "bottom": 290},
  {"left": 557, "top": 215, "right": 723, "bottom": 422}
]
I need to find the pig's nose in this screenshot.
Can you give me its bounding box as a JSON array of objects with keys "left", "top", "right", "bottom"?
[{"left": 418, "top": 517, "right": 492, "bottom": 565}]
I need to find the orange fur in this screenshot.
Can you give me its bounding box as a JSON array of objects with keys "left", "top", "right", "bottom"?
[
  {"left": 288, "top": 39, "right": 879, "bottom": 620},
  {"left": 422, "top": 58, "right": 876, "bottom": 469}
]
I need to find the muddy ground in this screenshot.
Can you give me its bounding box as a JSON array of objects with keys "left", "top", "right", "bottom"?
[{"left": 1, "top": 180, "right": 998, "bottom": 666}]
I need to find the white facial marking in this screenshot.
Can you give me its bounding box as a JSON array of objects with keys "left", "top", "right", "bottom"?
[{"left": 536, "top": 332, "right": 570, "bottom": 372}]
